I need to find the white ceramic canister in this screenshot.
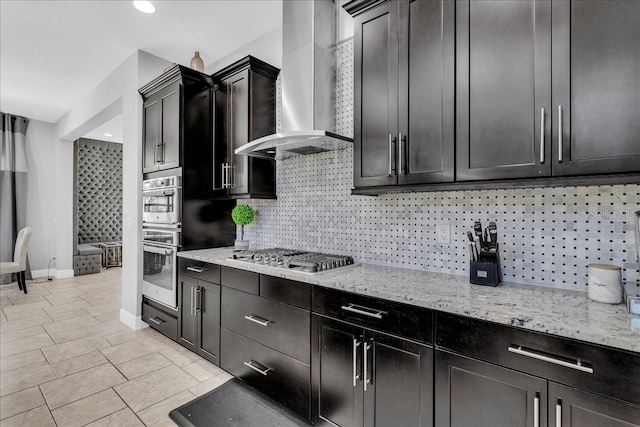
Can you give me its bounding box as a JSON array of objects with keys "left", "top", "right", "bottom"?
[{"left": 587, "top": 264, "right": 623, "bottom": 304}]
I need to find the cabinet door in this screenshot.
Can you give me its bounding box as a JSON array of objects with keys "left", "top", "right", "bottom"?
[
  {"left": 225, "top": 70, "right": 250, "bottom": 195},
  {"left": 196, "top": 281, "right": 220, "bottom": 366},
  {"left": 456, "top": 0, "right": 551, "bottom": 181},
  {"left": 159, "top": 84, "right": 181, "bottom": 170},
  {"left": 177, "top": 275, "right": 197, "bottom": 352},
  {"left": 552, "top": 0, "right": 640, "bottom": 175},
  {"left": 549, "top": 382, "right": 640, "bottom": 427},
  {"left": 398, "top": 0, "right": 454, "bottom": 185},
  {"left": 353, "top": 1, "right": 399, "bottom": 188},
  {"left": 435, "top": 350, "right": 547, "bottom": 427},
  {"left": 212, "top": 85, "right": 228, "bottom": 191},
  {"left": 143, "top": 97, "right": 161, "bottom": 173},
  {"left": 312, "top": 316, "right": 364, "bottom": 427},
  {"left": 364, "top": 331, "right": 433, "bottom": 427}
]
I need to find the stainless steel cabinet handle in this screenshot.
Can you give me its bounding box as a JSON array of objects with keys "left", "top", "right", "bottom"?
[
  {"left": 534, "top": 395, "right": 540, "bottom": 427},
  {"left": 388, "top": 135, "right": 396, "bottom": 176},
  {"left": 244, "top": 360, "right": 272, "bottom": 376},
  {"left": 230, "top": 164, "right": 235, "bottom": 188},
  {"left": 148, "top": 317, "right": 163, "bottom": 325},
  {"left": 341, "top": 304, "right": 385, "bottom": 320},
  {"left": 556, "top": 401, "right": 562, "bottom": 427},
  {"left": 540, "top": 108, "right": 545, "bottom": 164},
  {"left": 244, "top": 315, "right": 271, "bottom": 327},
  {"left": 186, "top": 266, "right": 204, "bottom": 273},
  {"left": 363, "top": 342, "right": 371, "bottom": 391},
  {"left": 558, "top": 105, "right": 563, "bottom": 162},
  {"left": 398, "top": 133, "right": 405, "bottom": 175},
  {"left": 153, "top": 140, "right": 158, "bottom": 164},
  {"left": 191, "top": 287, "right": 196, "bottom": 316},
  {"left": 352, "top": 338, "right": 361, "bottom": 387},
  {"left": 195, "top": 288, "right": 201, "bottom": 313},
  {"left": 508, "top": 346, "right": 593, "bottom": 373},
  {"left": 220, "top": 164, "right": 225, "bottom": 188}
]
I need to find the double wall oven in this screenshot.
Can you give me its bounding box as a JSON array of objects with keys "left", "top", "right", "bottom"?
[{"left": 142, "top": 176, "right": 181, "bottom": 308}]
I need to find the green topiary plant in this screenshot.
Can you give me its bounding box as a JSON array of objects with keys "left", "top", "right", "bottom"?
[{"left": 231, "top": 204, "right": 255, "bottom": 241}]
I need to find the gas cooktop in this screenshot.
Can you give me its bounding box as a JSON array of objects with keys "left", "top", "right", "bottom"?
[{"left": 229, "top": 248, "right": 355, "bottom": 273}]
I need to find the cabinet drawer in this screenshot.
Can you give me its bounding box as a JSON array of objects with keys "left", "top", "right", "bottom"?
[
  {"left": 312, "top": 286, "right": 432, "bottom": 344},
  {"left": 260, "top": 275, "right": 311, "bottom": 309},
  {"left": 221, "top": 266, "right": 259, "bottom": 295},
  {"left": 178, "top": 258, "right": 220, "bottom": 284},
  {"left": 222, "top": 287, "right": 310, "bottom": 363},
  {"left": 142, "top": 301, "right": 177, "bottom": 341},
  {"left": 436, "top": 312, "right": 640, "bottom": 406},
  {"left": 221, "top": 328, "right": 310, "bottom": 419}
]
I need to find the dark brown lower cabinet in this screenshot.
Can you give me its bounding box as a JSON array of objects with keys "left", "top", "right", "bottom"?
[
  {"left": 435, "top": 350, "right": 547, "bottom": 427},
  {"left": 549, "top": 383, "right": 640, "bottom": 427},
  {"left": 436, "top": 349, "right": 640, "bottom": 427},
  {"left": 177, "top": 275, "right": 221, "bottom": 365},
  {"left": 312, "top": 315, "right": 433, "bottom": 427}
]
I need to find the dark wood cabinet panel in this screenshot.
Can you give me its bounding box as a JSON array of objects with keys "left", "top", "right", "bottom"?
[
  {"left": 178, "top": 258, "right": 220, "bottom": 284},
  {"left": 143, "top": 98, "right": 161, "bottom": 173},
  {"left": 398, "top": 0, "right": 454, "bottom": 185},
  {"left": 552, "top": 0, "right": 640, "bottom": 175},
  {"left": 312, "top": 316, "right": 364, "bottom": 427},
  {"left": 211, "top": 56, "right": 279, "bottom": 199},
  {"left": 178, "top": 275, "right": 197, "bottom": 351},
  {"left": 456, "top": 0, "right": 551, "bottom": 181},
  {"left": 220, "top": 266, "right": 259, "bottom": 295},
  {"left": 196, "top": 281, "right": 220, "bottom": 364},
  {"left": 221, "top": 327, "right": 310, "bottom": 419},
  {"left": 142, "top": 299, "right": 177, "bottom": 341},
  {"left": 435, "top": 350, "right": 547, "bottom": 427},
  {"left": 364, "top": 331, "right": 432, "bottom": 427},
  {"left": 312, "top": 314, "right": 433, "bottom": 427},
  {"left": 549, "top": 382, "right": 640, "bottom": 427},
  {"left": 353, "top": 1, "right": 399, "bottom": 188},
  {"left": 260, "top": 275, "right": 311, "bottom": 310},
  {"left": 221, "top": 286, "right": 311, "bottom": 364},
  {"left": 160, "top": 86, "right": 180, "bottom": 170}
]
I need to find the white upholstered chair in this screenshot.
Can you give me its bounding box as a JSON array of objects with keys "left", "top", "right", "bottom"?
[{"left": 0, "top": 227, "right": 32, "bottom": 294}]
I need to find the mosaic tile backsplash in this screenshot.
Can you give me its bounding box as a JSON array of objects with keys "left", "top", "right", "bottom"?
[{"left": 242, "top": 39, "right": 639, "bottom": 291}]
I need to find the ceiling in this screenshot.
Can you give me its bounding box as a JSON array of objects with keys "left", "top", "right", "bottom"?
[
  {"left": 0, "top": 0, "right": 283, "bottom": 123},
  {"left": 84, "top": 115, "right": 123, "bottom": 143}
]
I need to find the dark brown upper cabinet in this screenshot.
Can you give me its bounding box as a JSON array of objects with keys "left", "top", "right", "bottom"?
[
  {"left": 347, "top": 0, "right": 455, "bottom": 189},
  {"left": 456, "top": 0, "right": 552, "bottom": 181},
  {"left": 211, "top": 56, "right": 279, "bottom": 199},
  {"left": 551, "top": 0, "right": 640, "bottom": 176},
  {"left": 139, "top": 66, "right": 213, "bottom": 177}
]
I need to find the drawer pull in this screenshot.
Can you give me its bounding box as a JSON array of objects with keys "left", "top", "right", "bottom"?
[
  {"left": 508, "top": 346, "right": 593, "bottom": 374},
  {"left": 534, "top": 394, "right": 540, "bottom": 427},
  {"left": 244, "top": 315, "right": 271, "bottom": 327},
  {"left": 363, "top": 341, "right": 372, "bottom": 391},
  {"left": 341, "top": 304, "right": 385, "bottom": 320},
  {"left": 148, "top": 317, "right": 163, "bottom": 325},
  {"left": 186, "top": 266, "right": 204, "bottom": 273},
  {"left": 244, "top": 360, "right": 272, "bottom": 376},
  {"left": 556, "top": 400, "right": 562, "bottom": 427}
]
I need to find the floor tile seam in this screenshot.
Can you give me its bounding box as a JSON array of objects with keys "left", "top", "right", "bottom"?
[
  {"left": 0, "top": 325, "right": 47, "bottom": 344},
  {"left": 0, "top": 385, "right": 47, "bottom": 421},
  {"left": 115, "top": 374, "right": 199, "bottom": 414},
  {"left": 0, "top": 404, "right": 56, "bottom": 426},
  {"left": 38, "top": 364, "right": 128, "bottom": 411},
  {"left": 48, "top": 386, "right": 127, "bottom": 424},
  {"left": 110, "top": 354, "right": 175, "bottom": 380},
  {"left": 0, "top": 349, "right": 47, "bottom": 375},
  {"left": 110, "top": 387, "right": 152, "bottom": 425},
  {"left": 49, "top": 359, "right": 112, "bottom": 380}
]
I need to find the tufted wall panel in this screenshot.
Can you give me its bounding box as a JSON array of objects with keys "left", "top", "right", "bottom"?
[{"left": 74, "top": 138, "right": 123, "bottom": 245}]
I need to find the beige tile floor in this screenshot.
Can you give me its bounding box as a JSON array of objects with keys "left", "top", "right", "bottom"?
[{"left": 0, "top": 268, "right": 232, "bottom": 426}]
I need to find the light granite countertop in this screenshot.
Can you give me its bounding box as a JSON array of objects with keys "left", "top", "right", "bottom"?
[{"left": 179, "top": 247, "right": 640, "bottom": 354}]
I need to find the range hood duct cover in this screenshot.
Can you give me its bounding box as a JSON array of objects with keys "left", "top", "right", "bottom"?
[{"left": 235, "top": 0, "right": 353, "bottom": 160}]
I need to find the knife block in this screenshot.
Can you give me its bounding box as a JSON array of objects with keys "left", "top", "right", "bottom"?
[{"left": 470, "top": 244, "right": 501, "bottom": 287}]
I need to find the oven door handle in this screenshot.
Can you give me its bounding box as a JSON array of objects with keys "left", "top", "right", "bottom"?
[
  {"left": 143, "top": 245, "right": 173, "bottom": 256},
  {"left": 143, "top": 189, "right": 176, "bottom": 198}
]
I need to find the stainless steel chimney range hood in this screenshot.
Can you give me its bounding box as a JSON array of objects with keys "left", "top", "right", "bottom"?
[{"left": 235, "top": 0, "right": 353, "bottom": 160}]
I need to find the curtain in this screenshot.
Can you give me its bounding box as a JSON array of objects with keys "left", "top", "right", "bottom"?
[{"left": 0, "top": 112, "right": 30, "bottom": 284}]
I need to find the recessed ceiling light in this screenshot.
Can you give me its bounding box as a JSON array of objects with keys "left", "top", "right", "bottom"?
[
  {"left": 133, "top": 1, "right": 155, "bottom": 14},
  {"left": 104, "top": 133, "right": 113, "bottom": 137}
]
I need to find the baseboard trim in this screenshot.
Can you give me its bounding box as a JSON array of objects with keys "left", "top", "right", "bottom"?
[
  {"left": 56, "top": 269, "right": 75, "bottom": 279},
  {"left": 119, "top": 309, "right": 149, "bottom": 330},
  {"left": 31, "top": 269, "right": 50, "bottom": 279}
]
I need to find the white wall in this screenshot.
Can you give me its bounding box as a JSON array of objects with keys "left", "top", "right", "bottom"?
[
  {"left": 24, "top": 120, "right": 57, "bottom": 276},
  {"left": 206, "top": 25, "right": 283, "bottom": 73},
  {"left": 51, "top": 50, "right": 170, "bottom": 329}
]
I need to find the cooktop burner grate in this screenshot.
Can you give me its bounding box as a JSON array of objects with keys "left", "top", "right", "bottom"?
[{"left": 230, "top": 248, "right": 355, "bottom": 273}]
